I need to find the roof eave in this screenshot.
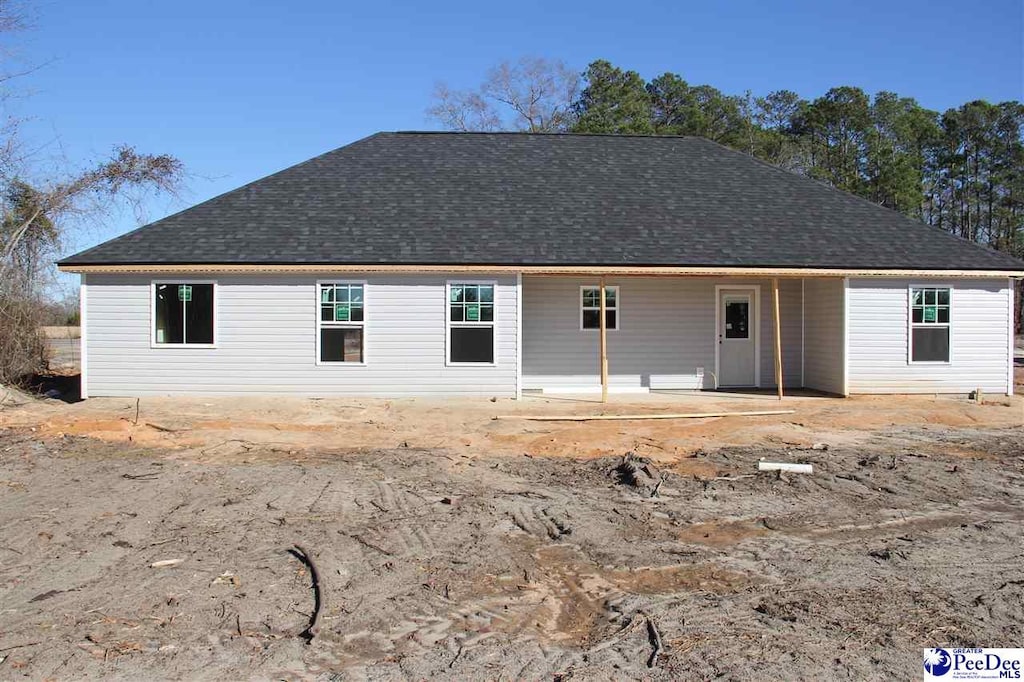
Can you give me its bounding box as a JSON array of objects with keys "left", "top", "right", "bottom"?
[{"left": 56, "top": 262, "right": 1024, "bottom": 278}]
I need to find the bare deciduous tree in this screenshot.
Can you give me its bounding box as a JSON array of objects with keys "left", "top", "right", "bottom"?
[
  {"left": 426, "top": 83, "right": 501, "bottom": 132},
  {"left": 0, "top": 4, "right": 184, "bottom": 386},
  {"left": 0, "top": 147, "right": 184, "bottom": 384},
  {"left": 427, "top": 57, "right": 579, "bottom": 133}
]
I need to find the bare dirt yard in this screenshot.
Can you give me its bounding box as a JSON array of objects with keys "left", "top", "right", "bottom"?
[{"left": 0, "top": 387, "right": 1022, "bottom": 680}]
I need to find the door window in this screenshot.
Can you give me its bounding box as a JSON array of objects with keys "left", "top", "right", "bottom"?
[{"left": 724, "top": 299, "right": 750, "bottom": 339}]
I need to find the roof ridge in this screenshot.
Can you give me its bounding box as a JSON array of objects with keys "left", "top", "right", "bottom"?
[{"left": 389, "top": 130, "right": 703, "bottom": 140}]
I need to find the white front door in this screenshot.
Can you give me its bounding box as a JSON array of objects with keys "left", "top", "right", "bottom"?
[{"left": 717, "top": 289, "right": 757, "bottom": 387}]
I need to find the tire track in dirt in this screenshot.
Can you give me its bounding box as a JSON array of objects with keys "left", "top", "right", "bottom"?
[
  {"left": 509, "top": 504, "right": 573, "bottom": 540},
  {"left": 1, "top": 425, "right": 1022, "bottom": 679}
]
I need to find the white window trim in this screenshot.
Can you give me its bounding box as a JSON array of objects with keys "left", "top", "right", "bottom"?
[
  {"left": 516, "top": 270, "right": 524, "bottom": 399},
  {"left": 1008, "top": 278, "right": 1015, "bottom": 397},
  {"left": 150, "top": 279, "right": 218, "bottom": 349},
  {"left": 907, "top": 284, "right": 953, "bottom": 365},
  {"left": 445, "top": 279, "right": 498, "bottom": 367},
  {"left": 316, "top": 280, "right": 368, "bottom": 367},
  {"left": 842, "top": 277, "right": 849, "bottom": 397},
  {"left": 579, "top": 284, "right": 620, "bottom": 331},
  {"left": 80, "top": 273, "right": 88, "bottom": 399},
  {"left": 800, "top": 277, "right": 805, "bottom": 389}
]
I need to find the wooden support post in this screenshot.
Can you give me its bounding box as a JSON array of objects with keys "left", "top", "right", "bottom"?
[
  {"left": 772, "top": 277, "right": 784, "bottom": 400},
  {"left": 599, "top": 276, "right": 609, "bottom": 403}
]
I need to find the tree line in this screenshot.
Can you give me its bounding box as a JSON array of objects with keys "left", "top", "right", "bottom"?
[{"left": 430, "top": 58, "right": 1024, "bottom": 326}]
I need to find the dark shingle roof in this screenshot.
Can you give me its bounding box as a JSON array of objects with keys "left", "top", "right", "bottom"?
[{"left": 60, "top": 132, "right": 1024, "bottom": 271}]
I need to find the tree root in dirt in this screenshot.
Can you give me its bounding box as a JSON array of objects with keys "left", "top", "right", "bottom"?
[
  {"left": 614, "top": 453, "right": 665, "bottom": 497},
  {"left": 642, "top": 611, "right": 665, "bottom": 668},
  {"left": 590, "top": 610, "right": 668, "bottom": 669},
  {"left": 290, "top": 544, "right": 325, "bottom": 644}
]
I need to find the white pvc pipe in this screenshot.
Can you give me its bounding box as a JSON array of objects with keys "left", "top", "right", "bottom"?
[{"left": 758, "top": 460, "right": 813, "bottom": 474}]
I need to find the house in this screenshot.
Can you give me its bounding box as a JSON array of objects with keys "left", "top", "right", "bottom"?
[{"left": 57, "top": 132, "right": 1023, "bottom": 399}]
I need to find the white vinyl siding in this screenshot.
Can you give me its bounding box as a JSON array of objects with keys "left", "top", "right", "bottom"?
[
  {"left": 82, "top": 272, "right": 1014, "bottom": 399},
  {"left": 522, "top": 276, "right": 802, "bottom": 391},
  {"left": 85, "top": 273, "right": 518, "bottom": 397},
  {"left": 802, "top": 278, "right": 846, "bottom": 395},
  {"left": 847, "top": 278, "right": 1011, "bottom": 394}
]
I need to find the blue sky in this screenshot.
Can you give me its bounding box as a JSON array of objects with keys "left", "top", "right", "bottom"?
[{"left": 10, "top": 0, "right": 1023, "bottom": 286}]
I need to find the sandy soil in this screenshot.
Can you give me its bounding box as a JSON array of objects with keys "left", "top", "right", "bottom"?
[
  {"left": 1, "top": 389, "right": 1022, "bottom": 463},
  {"left": 0, "top": 390, "right": 1022, "bottom": 679}
]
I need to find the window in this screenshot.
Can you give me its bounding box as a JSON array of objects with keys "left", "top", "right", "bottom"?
[
  {"left": 581, "top": 285, "right": 618, "bottom": 330},
  {"left": 448, "top": 282, "right": 495, "bottom": 364},
  {"left": 723, "top": 297, "right": 750, "bottom": 339},
  {"left": 153, "top": 282, "right": 215, "bottom": 346},
  {"left": 910, "top": 287, "right": 951, "bottom": 363},
  {"left": 318, "top": 282, "right": 365, "bottom": 363}
]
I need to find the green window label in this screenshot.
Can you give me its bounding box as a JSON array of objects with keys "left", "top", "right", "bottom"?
[
  {"left": 335, "top": 305, "right": 350, "bottom": 322},
  {"left": 178, "top": 285, "right": 192, "bottom": 302},
  {"left": 923, "top": 306, "right": 937, "bottom": 323},
  {"left": 466, "top": 304, "right": 480, "bottom": 321}
]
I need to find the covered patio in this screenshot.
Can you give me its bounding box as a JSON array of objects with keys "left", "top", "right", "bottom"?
[{"left": 520, "top": 274, "right": 846, "bottom": 401}]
